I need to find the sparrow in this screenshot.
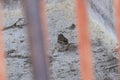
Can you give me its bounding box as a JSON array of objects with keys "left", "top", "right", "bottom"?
[
  {"left": 57, "top": 34, "right": 69, "bottom": 45},
  {"left": 69, "top": 24, "right": 75, "bottom": 29}
]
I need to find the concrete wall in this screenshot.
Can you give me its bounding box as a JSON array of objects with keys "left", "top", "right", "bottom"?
[{"left": 3, "top": 0, "right": 119, "bottom": 80}]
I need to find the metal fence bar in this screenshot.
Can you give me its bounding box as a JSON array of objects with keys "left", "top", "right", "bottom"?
[
  {"left": 114, "top": 0, "right": 120, "bottom": 75},
  {"left": 75, "top": 0, "right": 95, "bottom": 80},
  {"left": 114, "top": 0, "right": 120, "bottom": 43},
  {"left": 23, "top": 0, "right": 49, "bottom": 80},
  {"left": 0, "top": 1, "right": 7, "bottom": 80}
]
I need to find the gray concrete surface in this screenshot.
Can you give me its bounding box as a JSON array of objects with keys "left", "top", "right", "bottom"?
[{"left": 2, "top": 0, "right": 120, "bottom": 80}]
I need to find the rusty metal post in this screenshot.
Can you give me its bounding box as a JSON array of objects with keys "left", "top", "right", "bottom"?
[
  {"left": 23, "top": 0, "right": 49, "bottom": 80},
  {"left": 0, "top": 1, "right": 7, "bottom": 80},
  {"left": 75, "top": 0, "right": 95, "bottom": 80},
  {"left": 114, "top": 0, "right": 120, "bottom": 77},
  {"left": 114, "top": 1, "right": 120, "bottom": 43}
]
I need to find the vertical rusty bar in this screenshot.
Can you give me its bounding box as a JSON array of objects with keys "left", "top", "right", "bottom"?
[
  {"left": 23, "top": 0, "right": 49, "bottom": 80},
  {"left": 114, "top": 0, "right": 120, "bottom": 41},
  {"left": 0, "top": 1, "right": 7, "bottom": 80},
  {"left": 75, "top": 0, "right": 95, "bottom": 80},
  {"left": 114, "top": 0, "right": 120, "bottom": 76}
]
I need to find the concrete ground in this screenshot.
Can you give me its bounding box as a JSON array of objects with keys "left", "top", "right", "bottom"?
[{"left": 2, "top": 0, "right": 120, "bottom": 80}]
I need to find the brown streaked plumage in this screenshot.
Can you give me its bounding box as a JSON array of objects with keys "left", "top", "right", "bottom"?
[{"left": 57, "top": 34, "right": 69, "bottom": 45}]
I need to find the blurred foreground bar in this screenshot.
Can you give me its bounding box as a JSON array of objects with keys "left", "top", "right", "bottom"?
[
  {"left": 114, "top": 0, "right": 120, "bottom": 41},
  {"left": 23, "top": 0, "right": 49, "bottom": 80},
  {"left": 114, "top": 0, "right": 120, "bottom": 74},
  {"left": 75, "top": 0, "right": 95, "bottom": 80},
  {"left": 0, "top": 1, "right": 7, "bottom": 80}
]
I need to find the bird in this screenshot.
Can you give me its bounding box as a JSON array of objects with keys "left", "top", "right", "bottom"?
[
  {"left": 69, "top": 24, "right": 75, "bottom": 30},
  {"left": 57, "top": 34, "right": 69, "bottom": 45}
]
